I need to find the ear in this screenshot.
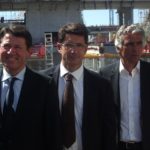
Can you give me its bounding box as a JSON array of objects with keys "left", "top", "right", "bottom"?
[
  {"left": 83, "top": 45, "right": 88, "bottom": 54},
  {"left": 57, "top": 42, "right": 61, "bottom": 50},
  {"left": 116, "top": 46, "right": 120, "bottom": 53},
  {"left": 27, "top": 47, "right": 32, "bottom": 57},
  {"left": 57, "top": 42, "right": 62, "bottom": 53}
]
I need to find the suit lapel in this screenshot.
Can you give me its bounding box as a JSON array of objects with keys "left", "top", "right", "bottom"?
[
  {"left": 110, "top": 63, "right": 120, "bottom": 107},
  {"left": 15, "top": 67, "right": 35, "bottom": 114},
  {"left": 53, "top": 65, "right": 60, "bottom": 90},
  {"left": 82, "top": 68, "right": 99, "bottom": 150},
  {"left": 82, "top": 68, "right": 91, "bottom": 127},
  {"left": 106, "top": 62, "right": 120, "bottom": 141},
  {"left": 82, "top": 68, "right": 91, "bottom": 150},
  {"left": 52, "top": 66, "right": 61, "bottom": 117},
  {"left": 140, "top": 60, "right": 148, "bottom": 104},
  {"left": 0, "top": 68, "right": 3, "bottom": 122},
  {"left": 140, "top": 60, "right": 150, "bottom": 128}
]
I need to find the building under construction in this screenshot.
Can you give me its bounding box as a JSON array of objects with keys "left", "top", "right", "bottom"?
[{"left": 0, "top": 0, "right": 150, "bottom": 71}]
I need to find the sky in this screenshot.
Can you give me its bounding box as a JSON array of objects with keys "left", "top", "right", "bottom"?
[
  {"left": 0, "top": 9, "right": 149, "bottom": 26},
  {"left": 82, "top": 9, "right": 149, "bottom": 26}
]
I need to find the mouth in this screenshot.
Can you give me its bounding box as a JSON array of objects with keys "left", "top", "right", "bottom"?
[
  {"left": 6, "top": 55, "right": 19, "bottom": 62},
  {"left": 130, "top": 54, "right": 139, "bottom": 56}
]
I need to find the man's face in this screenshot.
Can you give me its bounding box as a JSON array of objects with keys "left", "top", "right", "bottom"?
[
  {"left": 58, "top": 34, "right": 87, "bottom": 72},
  {"left": 0, "top": 33, "right": 30, "bottom": 75},
  {"left": 119, "top": 33, "right": 144, "bottom": 66}
]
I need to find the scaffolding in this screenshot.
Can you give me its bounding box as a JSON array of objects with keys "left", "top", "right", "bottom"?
[
  {"left": 44, "top": 32, "right": 54, "bottom": 68},
  {"left": 138, "top": 9, "right": 150, "bottom": 24}
]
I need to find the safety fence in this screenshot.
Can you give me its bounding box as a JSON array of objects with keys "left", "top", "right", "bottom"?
[
  {"left": 26, "top": 52, "right": 150, "bottom": 71},
  {"left": 83, "top": 53, "right": 150, "bottom": 72}
]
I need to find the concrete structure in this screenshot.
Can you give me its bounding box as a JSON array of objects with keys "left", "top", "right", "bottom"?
[
  {"left": 0, "top": 0, "right": 150, "bottom": 43},
  {"left": 0, "top": 1, "right": 83, "bottom": 43}
]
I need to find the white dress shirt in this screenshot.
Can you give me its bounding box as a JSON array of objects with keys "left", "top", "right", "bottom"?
[
  {"left": 119, "top": 60, "right": 142, "bottom": 142},
  {"left": 0, "top": 67, "right": 26, "bottom": 112},
  {"left": 59, "top": 62, "right": 84, "bottom": 150}
]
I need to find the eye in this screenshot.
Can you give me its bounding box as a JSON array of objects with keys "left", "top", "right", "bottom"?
[
  {"left": 2, "top": 44, "right": 11, "bottom": 50},
  {"left": 76, "top": 44, "right": 84, "bottom": 48},
  {"left": 124, "top": 42, "right": 134, "bottom": 47},
  {"left": 136, "top": 41, "right": 142, "bottom": 45},
  {"left": 65, "top": 43, "right": 74, "bottom": 48},
  {"left": 124, "top": 41, "right": 143, "bottom": 47},
  {"left": 14, "top": 45, "right": 22, "bottom": 50},
  {"left": 62, "top": 42, "right": 86, "bottom": 49}
]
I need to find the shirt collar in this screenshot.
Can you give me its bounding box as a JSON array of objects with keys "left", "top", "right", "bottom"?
[
  {"left": 1, "top": 67, "right": 26, "bottom": 82},
  {"left": 60, "top": 62, "right": 84, "bottom": 80},
  {"left": 119, "top": 60, "right": 140, "bottom": 76}
]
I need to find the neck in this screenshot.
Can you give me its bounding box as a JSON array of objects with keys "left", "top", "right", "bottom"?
[
  {"left": 122, "top": 60, "right": 138, "bottom": 75},
  {"left": 63, "top": 62, "right": 82, "bottom": 72}
]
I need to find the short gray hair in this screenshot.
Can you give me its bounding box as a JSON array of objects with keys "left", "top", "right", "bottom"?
[{"left": 115, "top": 24, "right": 146, "bottom": 50}]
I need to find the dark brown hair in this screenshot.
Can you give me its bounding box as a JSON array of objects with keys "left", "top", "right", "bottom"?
[
  {"left": 58, "top": 23, "right": 89, "bottom": 44},
  {"left": 0, "top": 23, "right": 32, "bottom": 49}
]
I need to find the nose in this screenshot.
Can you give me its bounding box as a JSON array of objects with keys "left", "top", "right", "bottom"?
[
  {"left": 68, "top": 45, "right": 76, "bottom": 50},
  {"left": 7, "top": 47, "right": 16, "bottom": 54},
  {"left": 70, "top": 49, "right": 77, "bottom": 54}
]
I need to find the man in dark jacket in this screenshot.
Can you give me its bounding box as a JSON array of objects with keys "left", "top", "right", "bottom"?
[
  {"left": 42, "top": 22, "right": 116, "bottom": 150},
  {"left": 100, "top": 24, "right": 150, "bottom": 150},
  {"left": 0, "top": 24, "right": 61, "bottom": 150}
]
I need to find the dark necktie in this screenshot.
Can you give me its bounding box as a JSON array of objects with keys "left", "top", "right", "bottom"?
[
  {"left": 3, "top": 77, "right": 17, "bottom": 117},
  {"left": 62, "top": 73, "right": 76, "bottom": 148},
  {"left": 2, "top": 77, "right": 17, "bottom": 143}
]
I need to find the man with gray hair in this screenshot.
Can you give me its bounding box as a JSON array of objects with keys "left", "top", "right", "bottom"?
[{"left": 99, "top": 24, "right": 150, "bottom": 150}]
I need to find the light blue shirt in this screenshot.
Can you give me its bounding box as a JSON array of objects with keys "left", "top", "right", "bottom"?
[{"left": 1, "top": 67, "right": 26, "bottom": 112}]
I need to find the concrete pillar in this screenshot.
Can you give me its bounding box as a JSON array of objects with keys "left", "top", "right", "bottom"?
[
  {"left": 117, "top": 9, "right": 124, "bottom": 26},
  {"left": 117, "top": 7, "right": 133, "bottom": 25},
  {"left": 124, "top": 7, "right": 133, "bottom": 25}
]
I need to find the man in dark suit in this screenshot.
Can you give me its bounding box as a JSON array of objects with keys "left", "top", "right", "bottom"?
[
  {"left": 42, "top": 23, "right": 116, "bottom": 150},
  {"left": 100, "top": 24, "right": 150, "bottom": 150},
  {"left": 0, "top": 24, "right": 61, "bottom": 150}
]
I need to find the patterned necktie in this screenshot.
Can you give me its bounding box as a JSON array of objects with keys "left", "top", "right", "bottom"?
[{"left": 62, "top": 73, "right": 76, "bottom": 148}]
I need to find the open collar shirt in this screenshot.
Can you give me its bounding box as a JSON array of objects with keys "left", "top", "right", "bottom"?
[{"left": 119, "top": 60, "right": 142, "bottom": 142}]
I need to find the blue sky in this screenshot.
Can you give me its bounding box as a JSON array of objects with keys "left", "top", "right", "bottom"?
[{"left": 82, "top": 9, "right": 149, "bottom": 26}]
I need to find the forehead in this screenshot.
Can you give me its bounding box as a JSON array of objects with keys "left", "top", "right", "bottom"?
[
  {"left": 1, "top": 33, "right": 13, "bottom": 41},
  {"left": 64, "top": 34, "right": 85, "bottom": 43},
  {"left": 1, "top": 33, "right": 26, "bottom": 45},
  {"left": 123, "top": 33, "right": 142, "bottom": 41}
]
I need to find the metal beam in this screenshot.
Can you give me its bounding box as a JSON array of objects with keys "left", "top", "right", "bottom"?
[{"left": 0, "top": 1, "right": 150, "bottom": 10}]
